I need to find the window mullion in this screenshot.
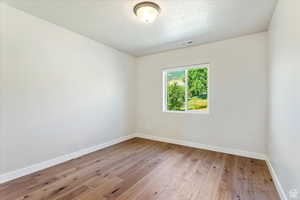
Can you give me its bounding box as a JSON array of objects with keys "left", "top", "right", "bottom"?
[
  {"left": 185, "top": 69, "right": 188, "bottom": 111},
  {"left": 163, "top": 72, "right": 167, "bottom": 112}
]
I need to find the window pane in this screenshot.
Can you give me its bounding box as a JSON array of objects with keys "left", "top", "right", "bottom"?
[
  {"left": 166, "top": 70, "right": 185, "bottom": 111},
  {"left": 187, "top": 67, "right": 208, "bottom": 111}
]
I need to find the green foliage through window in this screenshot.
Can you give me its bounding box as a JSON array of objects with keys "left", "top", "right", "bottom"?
[
  {"left": 165, "top": 66, "right": 208, "bottom": 112},
  {"left": 188, "top": 68, "right": 208, "bottom": 98},
  {"left": 167, "top": 70, "right": 185, "bottom": 111},
  {"left": 167, "top": 82, "right": 185, "bottom": 111}
]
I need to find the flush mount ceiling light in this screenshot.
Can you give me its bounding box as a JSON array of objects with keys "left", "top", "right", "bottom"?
[{"left": 134, "top": 2, "right": 160, "bottom": 23}]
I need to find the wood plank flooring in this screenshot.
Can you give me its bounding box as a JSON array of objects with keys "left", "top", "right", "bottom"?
[{"left": 0, "top": 138, "right": 280, "bottom": 200}]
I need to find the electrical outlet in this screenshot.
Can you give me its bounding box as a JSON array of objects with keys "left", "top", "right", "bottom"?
[{"left": 289, "top": 189, "right": 298, "bottom": 199}]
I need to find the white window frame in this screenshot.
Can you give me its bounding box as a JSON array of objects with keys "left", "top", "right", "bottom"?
[{"left": 162, "top": 63, "right": 210, "bottom": 114}]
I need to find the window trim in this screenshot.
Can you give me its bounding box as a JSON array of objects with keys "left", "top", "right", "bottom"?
[{"left": 162, "top": 63, "right": 210, "bottom": 114}]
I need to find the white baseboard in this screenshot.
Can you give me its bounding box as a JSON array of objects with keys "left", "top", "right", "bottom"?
[
  {"left": 266, "top": 159, "right": 288, "bottom": 200},
  {"left": 134, "top": 133, "right": 267, "bottom": 160},
  {"left": 0, "top": 134, "right": 135, "bottom": 184}
]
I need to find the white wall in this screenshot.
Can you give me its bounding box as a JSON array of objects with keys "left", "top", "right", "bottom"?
[
  {"left": 136, "top": 33, "right": 268, "bottom": 154},
  {"left": 0, "top": 4, "right": 136, "bottom": 174},
  {"left": 0, "top": 3, "right": 5, "bottom": 175},
  {"left": 269, "top": 0, "right": 300, "bottom": 196}
]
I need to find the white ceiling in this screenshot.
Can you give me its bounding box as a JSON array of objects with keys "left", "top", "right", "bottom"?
[{"left": 3, "top": 0, "right": 277, "bottom": 56}]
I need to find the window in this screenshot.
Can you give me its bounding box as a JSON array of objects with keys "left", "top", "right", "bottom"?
[{"left": 163, "top": 64, "right": 209, "bottom": 113}]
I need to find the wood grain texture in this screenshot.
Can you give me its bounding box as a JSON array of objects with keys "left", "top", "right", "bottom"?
[{"left": 0, "top": 138, "right": 280, "bottom": 200}]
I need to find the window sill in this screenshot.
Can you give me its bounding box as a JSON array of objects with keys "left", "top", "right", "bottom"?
[{"left": 163, "top": 110, "right": 209, "bottom": 114}]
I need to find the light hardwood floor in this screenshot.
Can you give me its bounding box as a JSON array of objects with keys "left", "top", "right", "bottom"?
[{"left": 0, "top": 138, "right": 280, "bottom": 200}]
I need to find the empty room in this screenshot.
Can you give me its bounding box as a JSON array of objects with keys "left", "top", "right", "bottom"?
[{"left": 0, "top": 0, "right": 299, "bottom": 199}]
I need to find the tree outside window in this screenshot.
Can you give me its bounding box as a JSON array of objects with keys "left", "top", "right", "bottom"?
[{"left": 164, "top": 65, "right": 209, "bottom": 113}]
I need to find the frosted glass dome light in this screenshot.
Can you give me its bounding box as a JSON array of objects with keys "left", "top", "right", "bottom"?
[{"left": 134, "top": 2, "right": 160, "bottom": 23}]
